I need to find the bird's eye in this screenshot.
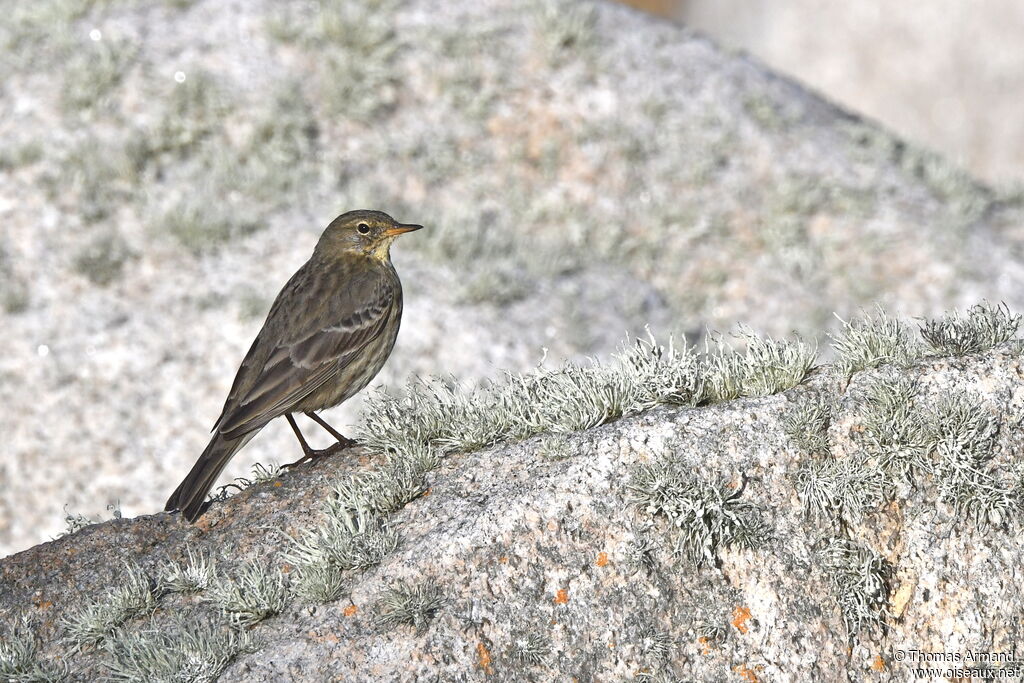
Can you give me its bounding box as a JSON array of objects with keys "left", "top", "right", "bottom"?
[{"left": 357, "top": 223, "right": 371, "bottom": 234}]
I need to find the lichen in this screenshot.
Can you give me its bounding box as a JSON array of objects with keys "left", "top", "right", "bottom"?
[
  {"left": 628, "top": 463, "right": 767, "bottom": 567},
  {"left": 62, "top": 563, "right": 159, "bottom": 648},
  {"left": 103, "top": 617, "right": 258, "bottom": 683},
  {"left": 375, "top": 580, "right": 445, "bottom": 633},
  {"left": 819, "top": 537, "right": 893, "bottom": 637},
  {"left": 830, "top": 307, "right": 921, "bottom": 379},
  {"left": 203, "top": 562, "right": 288, "bottom": 628},
  {"left": 920, "top": 301, "right": 1021, "bottom": 357}
]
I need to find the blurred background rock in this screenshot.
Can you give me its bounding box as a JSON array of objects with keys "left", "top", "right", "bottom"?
[
  {"left": 637, "top": 0, "right": 1024, "bottom": 185},
  {"left": 1, "top": 0, "right": 1022, "bottom": 556}
]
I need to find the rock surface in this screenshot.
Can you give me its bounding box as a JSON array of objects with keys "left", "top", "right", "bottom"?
[
  {"left": 4, "top": 0, "right": 1024, "bottom": 556},
  {"left": 2, "top": 343, "right": 1023, "bottom": 681}
]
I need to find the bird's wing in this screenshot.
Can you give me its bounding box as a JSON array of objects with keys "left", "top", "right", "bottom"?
[{"left": 215, "top": 266, "right": 397, "bottom": 440}]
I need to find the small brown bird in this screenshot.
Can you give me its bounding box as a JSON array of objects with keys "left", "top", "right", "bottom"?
[{"left": 165, "top": 210, "right": 423, "bottom": 522}]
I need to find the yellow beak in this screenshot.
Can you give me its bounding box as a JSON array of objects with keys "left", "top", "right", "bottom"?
[{"left": 383, "top": 223, "right": 424, "bottom": 237}]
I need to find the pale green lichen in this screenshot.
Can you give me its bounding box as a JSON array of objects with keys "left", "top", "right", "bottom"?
[
  {"left": 842, "top": 121, "right": 990, "bottom": 221},
  {"left": 0, "top": 247, "right": 30, "bottom": 314},
  {"left": 210, "top": 462, "right": 282, "bottom": 502},
  {"left": 156, "top": 196, "right": 260, "bottom": 256},
  {"left": 103, "top": 617, "right": 258, "bottom": 683},
  {"left": 64, "top": 512, "right": 98, "bottom": 536},
  {"left": 929, "top": 393, "right": 1014, "bottom": 528},
  {"left": 151, "top": 69, "right": 233, "bottom": 157},
  {"left": 507, "top": 631, "right": 550, "bottom": 668},
  {"left": 628, "top": 463, "right": 767, "bottom": 566},
  {"left": 359, "top": 335, "right": 712, "bottom": 457},
  {"left": 329, "top": 447, "right": 437, "bottom": 516},
  {"left": 637, "top": 624, "right": 673, "bottom": 662},
  {"left": 48, "top": 137, "right": 141, "bottom": 223},
  {"left": 796, "top": 374, "right": 1020, "bottom": 529},
  {"left": 2, "top": 2, "right": 82, "bottom": 73},
  {"left": 703, "top": 330, "right": 817, "bottom": 402},
  {"left": 855, "top": 374, "right": 932, "bottom": 479},
  {"left": 375, "top": 580, "right": 445, "bottom": 633},
  {"left": 60, "top": 35, "right": 136, "bottom": 114},
  {"left": 158, "top": 548, "right": 217, "bottom": 595},
  {"left": 694, "top": 623, "right": 727, "bottom": 646},
  {"left": 743, "top": 91, "right": 790, "bottom": 132},
  {"left": 792, "top": 455, "right": 886, "bottom": 522},
  {"left": 701, "top": 350, "right": 745, "bottom": 403},
  {"left": 266, "top": 0, "right": 403, "bottom": 122},
  {"left": 919, "top": 301, "right": 1020, "bottom": 357},
  {"left": 204, "top": 562, "right": 288, "bottom": 628},
  {"left": 830, "top": 308, "right": 920, "bottom": 378},
  {"left": 623, "top": 523, "right": 658, "bottom": 575},
  {"left": 0, "top": 140, "right": 43, "bottom": 170},
  {"left": 62, "top": 563, "right": 158, "bottom": 648},
  {"left": 0, "top": 619, "right": 69, "bottom": 682},
  {"left": 532, "top": 0, "right": 597, "bottom": 65},
  {"left": 285, "top": 507, "right": 399, "bottom": 603},
  {"left": 72, "top": 231, "right": 135, "bottom": 286},
  {"left": 819, "top": 537, "right": 892, "bottom": 636},
  {"left": 782, "top": 393, "right": 833, "bottom": 454},
  {"left": 215, "top": 80, "right": 320, "bottom": 205},
  {"left": 58, "top": 507, "right": 102, "bottom": 538},
  {"left": 536, "top": 434, "right": 574, "bottom": 461}
]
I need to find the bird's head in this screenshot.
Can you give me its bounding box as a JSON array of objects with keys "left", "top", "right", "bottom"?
[{"left": 316, "top": 210, "right": 423, "bottom": 261}]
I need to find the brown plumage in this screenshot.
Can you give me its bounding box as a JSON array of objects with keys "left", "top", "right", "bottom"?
[{"left": 165, "top": 210, "right": 423, "bottom": 522}]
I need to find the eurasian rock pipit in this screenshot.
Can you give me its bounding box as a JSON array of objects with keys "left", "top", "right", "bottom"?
[{"left": 165, "top": 210, "right": 422, "bottom": 522}]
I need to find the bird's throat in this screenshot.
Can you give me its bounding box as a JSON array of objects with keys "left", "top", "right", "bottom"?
[{"left": 367, "top": 238, "right": 395, "bottom": 262}]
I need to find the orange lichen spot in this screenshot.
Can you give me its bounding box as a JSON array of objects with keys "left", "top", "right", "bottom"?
[
  {"left": 731, "top": 606, "right": 752, "bottom": 634},
  {"left": 607, "top": 641, "right": 615, "bottom": 648},
  {"left": 698, "top": 636, "right": 713, "bottom": 655},
  {"left": 733, "top": 664, "right": 760, "bottom": 682},
  {"left": 343, "top": 604, "right": 358, "bottom": 617},
  {"left": 422, "top": 488, "right": 432, "bottom": 497},
  {"left": 554, "top": 588, "right": 569, "bottom": 605},
  {"left": 595, "top": 552, "right": 609, "bottom": 567},
  {"left": 280, "top": 563, "right": 293, "bottom": 574},
  {"left": 476, "top": 641, "right": 494, "bottom": 675},
  {"left": 871, "top": 655, "right": 886, "bottom": 672},
  {"left": 273, "top": 481, "right": 283, "bottom": 487},
  {"left": 499, "top": 556, "right": 509, "bottom": 564}
]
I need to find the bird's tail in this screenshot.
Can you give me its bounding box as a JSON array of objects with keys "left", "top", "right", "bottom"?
[{"left": 165, "top": 430, "right": 256, "bottom": 522}]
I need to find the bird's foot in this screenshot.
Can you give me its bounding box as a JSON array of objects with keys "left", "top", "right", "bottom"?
[{"left": 283, "top": 437, "right": 358, "bottom": 469}]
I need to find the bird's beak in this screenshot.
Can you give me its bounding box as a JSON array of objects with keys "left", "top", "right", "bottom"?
[{"left": 384, "top": 223, "right": 424, "bottom": 237}]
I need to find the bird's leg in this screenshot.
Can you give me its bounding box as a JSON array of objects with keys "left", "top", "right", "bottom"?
[
  {"left": 283, "top": 414, "right": 316, "bottom": 468},
  {"left": 305, "top": 411, "right": 358, "bottom": 448},
  {"left": 282, "top": 414, "right": 334, "bottom": 468},
  {"left": 283, "top": 413, "right": 354, "bottom": 469}
]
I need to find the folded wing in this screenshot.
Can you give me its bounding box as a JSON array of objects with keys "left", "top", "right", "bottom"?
[{"left": 214, "top": 266, "right": 396, "bottom": 440}]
